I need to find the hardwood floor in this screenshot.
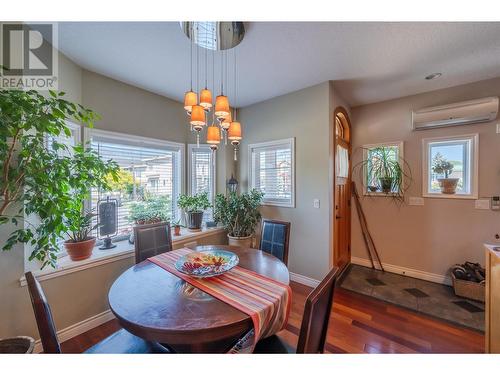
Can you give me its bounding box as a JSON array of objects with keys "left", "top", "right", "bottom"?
[{"left": 61, "top": 281, "right": 484, "bottom": 354}]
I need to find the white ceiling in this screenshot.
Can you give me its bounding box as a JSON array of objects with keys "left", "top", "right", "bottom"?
[{"left": 58, "top": 22, "right": 500, "bottom": 107}]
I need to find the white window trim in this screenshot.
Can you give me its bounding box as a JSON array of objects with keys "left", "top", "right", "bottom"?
[
  {"left": 422, "top": 133, "right": 479, "bottom": 200},
  {"left": 362, "top": 141, "right": 404, "bottom": 197},
  {"left": 187, "top": 144, "right": 216, "bottom": 201},
  {"left": 248, "top": 137, "right": 295, "bottom": 208}
]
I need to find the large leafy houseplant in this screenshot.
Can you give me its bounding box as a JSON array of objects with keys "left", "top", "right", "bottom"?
[
  {"left": 177, "top": 192, "right": 211, "bottom": 232},
  {"left": 354, "top": 146, "right": 412, "bottom": 204},
  {"left": 0, "top": 89, "right": 119, "bottom": 267},
  {"left": 214, "top": 189, "right": 263, "bottom": 246}
]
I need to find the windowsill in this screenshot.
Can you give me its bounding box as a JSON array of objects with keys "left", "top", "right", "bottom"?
[
  {"left": 422, "top": 193, "right": 478, "bottom": 200},
  {"left": 19, "top": 226, "right": 225, "bottom": 286}
]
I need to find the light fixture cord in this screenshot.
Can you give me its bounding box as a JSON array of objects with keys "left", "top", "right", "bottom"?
[
  {"left": 190, "top": 24, "right": 193, "bottom": 91},
  {"left": 234, "top": 48, "right": 237, "bottom": 120}
]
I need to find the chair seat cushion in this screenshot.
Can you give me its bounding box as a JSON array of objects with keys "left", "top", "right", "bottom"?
[
  {"left": 254, "top": 335, "right": 295, "bottom": 354},
  {"left": 84, "top": 329, "right": 170, "bottom": 354}
]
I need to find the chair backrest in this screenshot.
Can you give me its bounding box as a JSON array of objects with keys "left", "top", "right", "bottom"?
[
  {"left": 296, "top": 267, "right": 338, "bottom": 354},
  {"left": 259, "top": 219, "right": 291, "bottom": 265},
  {"left": 134, "top": 221, "right": 173, "bottom": 264},
  {"left": 25, "top": 272, "right": 61, "bottom": 354}
]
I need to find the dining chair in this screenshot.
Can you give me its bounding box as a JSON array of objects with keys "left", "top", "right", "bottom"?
[
  {"left": 253, "top": 267, "right": 339, "bottom": 354},
  {"left": 134, "top": 221, "right": 173, "bottom": 264},
  {"left": 25, "top": 272, "right": 170, "bottom": 354},
  {"left": 259, "top": 219, "right": 291, "bottom": 265}
]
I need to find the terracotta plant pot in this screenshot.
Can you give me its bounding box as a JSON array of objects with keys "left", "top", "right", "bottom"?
[
  {"left": 186, "top": 211, "right": 203, "bottom": 232},
  {"left": 227, "top": 235, "right": 253, "bottom": 248},
  {"left": 437, "top": 178, "right": 459, "bottom": 194},
  {"left": 64, "top": 237, "right": 96, "bottom": 261},
  {"left": 174, "top": 225, "right": 181, "bottom": 236}
]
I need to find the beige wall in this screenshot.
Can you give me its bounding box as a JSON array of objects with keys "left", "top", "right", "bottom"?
[
  {"left": 239, "top": 82, "right": 336, "bottom": 281},
  {"left": 350, "top": 77, "right": 500, "bottom": 279}
]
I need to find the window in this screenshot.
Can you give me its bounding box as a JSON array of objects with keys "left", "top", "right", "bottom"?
[
  {"left": 188, "top": 144, "right": 216, "bottom": 221},
  {"left": 87, "top": 129, "right": 184, "bottom": 241},
  {"left": 249, "top": 138, "right": 295, "bottom": 207},
  {"left": 422, "top": 134, "right": 478, "bottom": 199},
  {"left": 362, "top": 142, "right": 403, "bottom": 195}
]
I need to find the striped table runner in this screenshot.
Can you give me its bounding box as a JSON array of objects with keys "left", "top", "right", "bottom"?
[{"left": 148, "top": 247, "right": 292, "bottom": 353}]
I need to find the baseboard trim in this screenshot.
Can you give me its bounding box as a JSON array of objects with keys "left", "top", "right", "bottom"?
[
  {"left": 33, "top": 309, "right": 114, "bottom": 353},
  {"left": 289, "top": 272, "right": 321, "bottom": 288},
  {"left": 351, "top": 257, "right": 452, "bottom": 286}
]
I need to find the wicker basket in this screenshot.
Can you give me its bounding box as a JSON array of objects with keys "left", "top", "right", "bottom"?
[
  {"left": 0, "top": 336, "right": 35, "bottom": 354},
  {"left": 451, "top": 274, "right": 485, "bottom": 302}
]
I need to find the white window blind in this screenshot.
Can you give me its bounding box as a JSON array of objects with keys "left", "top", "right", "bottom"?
[
  {"left": 249, "top": 138, "right": 295, "bottom": 207},
  {"left": 88, "top": 130, "right": 183, "bottom": 240},
  {"left": 188, "top": 144, "right": 215, "bottom": 222}
]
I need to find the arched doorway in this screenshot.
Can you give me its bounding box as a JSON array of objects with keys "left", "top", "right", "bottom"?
[{"left": 333, "top": 107, "right": 352, "bottom": 269}]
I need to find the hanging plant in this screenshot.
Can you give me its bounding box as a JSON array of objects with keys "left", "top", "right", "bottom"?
[
  {"left": 353, "top": 146, "right": 412, "bottom": 204},
  {"left": 0, "top": 89, "right": 119, "bottom": 268}
]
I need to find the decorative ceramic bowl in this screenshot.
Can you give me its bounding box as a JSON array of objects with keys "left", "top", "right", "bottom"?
[{"left": 175, "top": 250, "right": 239, "bottom": 278}]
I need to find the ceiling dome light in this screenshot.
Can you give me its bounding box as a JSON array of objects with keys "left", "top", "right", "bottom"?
[
  {"left": 200, "top": 88, "right": 212, "bottom": 110},
  {"left": 190, "top": 105, "right": 206, "bottom": 126},
  {"left": 425, "top": 73, "right": 442, "bottom": 80},
  {"left": 184, "top": 91, "right": 197, "bottom": 113}
]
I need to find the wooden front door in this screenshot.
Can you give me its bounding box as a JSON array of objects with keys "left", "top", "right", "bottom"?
[{"left": 333, "top": 108, "right": 352, "bottom": 269}]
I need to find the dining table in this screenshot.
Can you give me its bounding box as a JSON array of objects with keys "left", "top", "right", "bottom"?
[{"left": 108, "top": 245, "right": 290, "bottom": 353}]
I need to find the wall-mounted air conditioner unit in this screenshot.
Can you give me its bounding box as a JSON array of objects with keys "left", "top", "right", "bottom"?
[{"left": 412, "top": 97, "right": 499, "bottom": 131}]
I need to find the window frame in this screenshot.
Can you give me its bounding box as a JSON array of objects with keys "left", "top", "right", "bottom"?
[
  {"left": 422, "top": 133, "right": 479, "bottom": 200},
  {"left": 248, "top": 137, "right": 295, "bottom": 208},
  {"left": 83, "top": 128, "right": 186, "bottom": 222},
  {"left": 187, "top": 144, "right": 216, "bottom": 201},
  {"left": 362, "top": 141, "right": 404, "bottom": 197}
]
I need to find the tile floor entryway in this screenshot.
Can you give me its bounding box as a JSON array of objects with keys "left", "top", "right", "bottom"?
[{"left": 339, "top": 264, "right": 484, "bottom": 331}]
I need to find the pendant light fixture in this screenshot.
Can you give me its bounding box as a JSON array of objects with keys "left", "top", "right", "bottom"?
[
  {"left": 199, "top": 34, "right": 212, "bottom": 110},
  {"left": 181, "top": 22, "right": 244, "bottom": 154},
  {"left": 229, "top": 49, "right": 242, "bottom": 161},
  {"left": 184, "top": 29, "right": 197, "bottom": 114},
  {"left": 215, "top": 50, "right": 230, "bottom": 121}
]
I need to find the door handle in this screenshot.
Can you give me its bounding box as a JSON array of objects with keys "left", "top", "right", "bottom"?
[{"left": 336, "top": 215, "right": 342, "bottom": 219}]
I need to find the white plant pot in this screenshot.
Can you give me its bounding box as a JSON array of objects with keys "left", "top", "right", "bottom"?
[{"left": 227, "top": 234, "right": 253, "bottom": 248}]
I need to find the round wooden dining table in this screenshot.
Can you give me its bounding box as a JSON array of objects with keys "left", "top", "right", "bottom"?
[{"left": 108, "top": 245, "right": 290, "bottom": 353}]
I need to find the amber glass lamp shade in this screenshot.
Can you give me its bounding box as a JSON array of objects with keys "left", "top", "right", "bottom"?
[
  {"left": 190, "top": 105, "right": 206, "bottom": 126},
  {"left": 184, "top": 91, "right": 197, "bottom": 112},
  {"left": 214, "top": 95, "right": 230, "bottom": 117},
  {"left": 228, "top": 121, "right": 242, "bottom": 140},
  {"left": 200, "top": 89, "right": 213, "bottom": 110},
  {"left": 207, "top": 126, "right": 221, "bottom": 145},
  {"left": 220, "top": 110, "right": 232, "bottom": 129}
]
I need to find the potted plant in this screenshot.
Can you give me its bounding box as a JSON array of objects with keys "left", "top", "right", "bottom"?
[
  {"left": 354, "top": 146, "right": 412, "bottom": 204},
  {"left": 172, "top": 219, "right": 182, "bottom": 236},
  {"left": 432, "top": 153, "right": 458, "bottom": 194},
  {"left": 129, "top": 195, "right": 170, "bottom": 225},
  {"left": 214, "top": 189, "right": 264, "bottom": 247},
  {"left": 63, "top": 208, "right": 100, "bottom": 261},
  {"left": 0, "top": 89, "right": 119, "bottom": 268},
  {"left": 177, "top": 192, "right": 211, "bottom": 232}
]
